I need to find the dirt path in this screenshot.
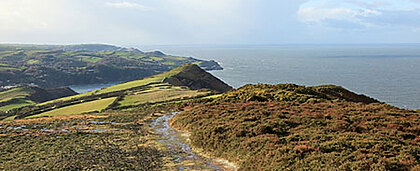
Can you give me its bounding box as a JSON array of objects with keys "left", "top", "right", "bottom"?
[{"left": 151, "top": 112, "right": 237, "bottom": 171}]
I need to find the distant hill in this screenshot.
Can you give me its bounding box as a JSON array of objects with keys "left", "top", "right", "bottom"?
[
  {"left": 2, "top": 64, "right": 230, "bottom": 120},
  {"left": 0, "top": 86, "right": 77, "bottom": 114},
  {"left": 0, "top": 44, "right": 139, "bottom": 52},
  {"left": 0, "top": 44, "right": 223, "bottom": 88},
  {"left": 163, "top": 64, "right": 232, "bottom": 93}
]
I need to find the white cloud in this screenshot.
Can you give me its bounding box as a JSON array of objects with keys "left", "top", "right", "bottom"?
[
  {"left": 297, "top": 0, "right": 420, "bottom": 29},
  {"left": 298, "top": 7, "right": 380, "bottom": 26},
  {"left": 0, "top": 0, "right": 84, "bottom": 32},
  {"left": 105, "top": 1, "right": 152, "bottom": 10}
]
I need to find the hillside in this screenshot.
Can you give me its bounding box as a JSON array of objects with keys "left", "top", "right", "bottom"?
[
  {"left": 171, "top": 84, "right": 420, "bottom": 170},
  {"left": 0, "top": 87, "right": 76, "bottom": 116},
  {"left": 1, "top": 63, "right": 419, "bottom": 170},
  {"left": 0, "top": 44, "right": 222, "bottom": 88},
  {"left": 163, "top": 64, "right": 232, "bottom": 93},
  {"left": 2, "top": 64, "right": 229, "bottom": 120},
  {"left": 0, "top": 64, "right": 232, "bottom": 170}
]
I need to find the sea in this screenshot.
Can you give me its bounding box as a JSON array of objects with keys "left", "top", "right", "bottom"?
[{"left": 72, "top": 44, "right": 420, "bottom": 110}]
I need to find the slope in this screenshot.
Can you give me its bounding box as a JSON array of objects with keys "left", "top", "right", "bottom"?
[
  {"left": 0, "top": 87, "right": 77, "bottom": 115},
  {"left": 171, "top": 83, "right": 420, "bottom": 170},
  {"left": 0, "top": 44, "right": 223, "bottom": 88},
  {"left": 5, "top": 64, "right": 231, "bottom": 120}
]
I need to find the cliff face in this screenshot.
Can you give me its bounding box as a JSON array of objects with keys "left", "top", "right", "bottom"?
[{"left": 163, "top": 64, "right": 232, "bottom": 93}]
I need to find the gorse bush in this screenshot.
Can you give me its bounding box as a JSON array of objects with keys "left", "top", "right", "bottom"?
[{"left": 171, "top": 84, "right": 420, "bottom": 170}]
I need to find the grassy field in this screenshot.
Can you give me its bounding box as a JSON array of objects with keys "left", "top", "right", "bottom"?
[
  {"left": 79, "top": 56, "right": 102, "bottom": 63},
  {"left": 94, "top": 64, "right": 193, "bottom": 94},
  {"left": 0, "top": 88, "right": 36, "bottom": 112},
  {"left": 3, "top": 64, "right": 222, "bottom": 121},
  {"left": 118, "top": 86, "right": 210, "bottom": 107},
  {"left": 37, "top": 91, "right": 97, "bottom": 106},
  {"left": 0, "top": 88, "right": 32, "bottom": 103},
  {"left": 0, "top": 99, "right": 35, "bottom": 112},
  {"left": 27, "top": 97, "right": 117, "bottom": 118},
  {"left": 96, "top": 76, "right": 164, "bottom": 94},
  {"left": 42, "top": 64, "right": 195, "bottom": 105},
  {"left": 38, "top": 76, "right": 164, "bottom": 106},
  {"left": 26, "top": 59, "right": 40, "bottom": 64}
]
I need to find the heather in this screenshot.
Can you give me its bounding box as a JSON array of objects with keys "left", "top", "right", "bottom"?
[{"left": 171, "top": 84, "right": 420, "bottom": 170}]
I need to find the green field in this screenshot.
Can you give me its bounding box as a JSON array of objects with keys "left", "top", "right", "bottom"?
[
  {"left": 78, "top": 56, "right": 102, "bottom": 63},
  {"left": 79, "top": 64, "right": 190, "bottom": 95},
  {"left": 41, "top": 69, "right": 178, "bottom": 105},
  {"left": 96, "top": 76, "right": 164, "bottom": 94},
  {"left": 0, "top": 88, "right": 32, "bottom": 103},
  {"left": 38, "top": 76, "right": 164, "bottom": 106},
  {"left": 0, "top": 99, "right": 35, "bottom": 112},
  {"left": 118, "top": 86, "right": 210, "bottom": 107},
  {"left": 4, "top": 64, "right": 221, "bottom": 120},
  {"left": 37, "top": 91, "right": 97, "bottom": 106},
  {"left": 26, "top": 59, "right": 40, "bottom": 64},
  {"left": 27, "top": 97, "right": 117, "bottom": 118},
  {"left": 0, "top": 88, "right": 36, "bottom": 112}
]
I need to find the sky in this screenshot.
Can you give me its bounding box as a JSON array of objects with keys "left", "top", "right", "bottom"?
[{"left": 1, "top": 0, "right": 420, "bottom": 46}]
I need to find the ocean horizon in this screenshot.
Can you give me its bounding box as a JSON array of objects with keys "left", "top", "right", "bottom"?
[{"left": 138, "top": 44, "right": 420, "bottom": 109}]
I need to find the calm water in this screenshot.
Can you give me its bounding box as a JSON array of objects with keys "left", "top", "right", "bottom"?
[
  {"left": 70, "top": 81, "right": 121, "bottom": 94},
  {"left": 140, "top": 44, "right": 420, "bottom": 109}
]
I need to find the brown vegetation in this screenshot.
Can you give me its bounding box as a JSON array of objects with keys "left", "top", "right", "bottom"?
[{"left": 171, "top": 84, "right": 420, "bottom": 170}]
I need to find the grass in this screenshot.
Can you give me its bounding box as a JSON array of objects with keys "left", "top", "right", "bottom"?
[
  {"left": 0, "top": 105, "right": 169, "bottom": 170},
  {"left": 37, "top": 91, "right": 97, "bottom": 106},
  {"left": 36, "top": 64, "right": 195, "bottom": 107},
  {"left": 79, "top": 56, "right": 102, "bottom": 63},
  {"left": 94, "top": 64, "right": 191, "bottom": 94},
  {"left": 27, "top": 97, "right": 117, "bottom": 118},
  {"left": 26, "top": 59, "right": 40, "bottom": 64},
  {"left": 2, "top": 115, "right": 17, "bottom": 121},
  {"left": 0, "top": 51, "right": 14, "bottom": 56},
  {"left": 41, "top": 64, "right": 188, "bottom": 106},
  {"left": 0, "top": 88, "right": 30, "bottom": 102},
  {"left": 118, "top": 86, "right": 210, "bottom": 107},
  {"left": 201, "top": 94, "right": 223, "bottom": 99},
  {"left": 96, "top": 76, "right": 163, "bottom": 94},
  {"left": 0, "top": 99, "right": 35, "bottom": 112},
  {"left": 0, "top": 66, "right": 19, "bottom": 70},
  {"left": 0, "top": 88, "right": 33, "bottom": 103},
  {"left": 11, "top": 64, "right": 208, "bottom": 121}
]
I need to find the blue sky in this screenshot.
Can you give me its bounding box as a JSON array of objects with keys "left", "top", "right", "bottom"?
[{"left": 1, "top": 0, "right": 420, "bottom": 45}]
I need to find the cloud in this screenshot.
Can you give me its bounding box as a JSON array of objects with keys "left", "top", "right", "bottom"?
[
  {"left": 105, "top": 1, "right": 152, "bottom": 10},
  {"left": 369, "top": 9, "right": 420, "bottom": 27},
  {"left": 298, "top": 7, "right": 381, "bottom": 27},
  {"left": 344, "top": 0, "right": 390, "bottom": 8},
  {"left": 0, "top": 0, "right": 75, "bottom": 31},
  {"left": 298, "top": 0, "right": 420, "bottom": 29}
]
